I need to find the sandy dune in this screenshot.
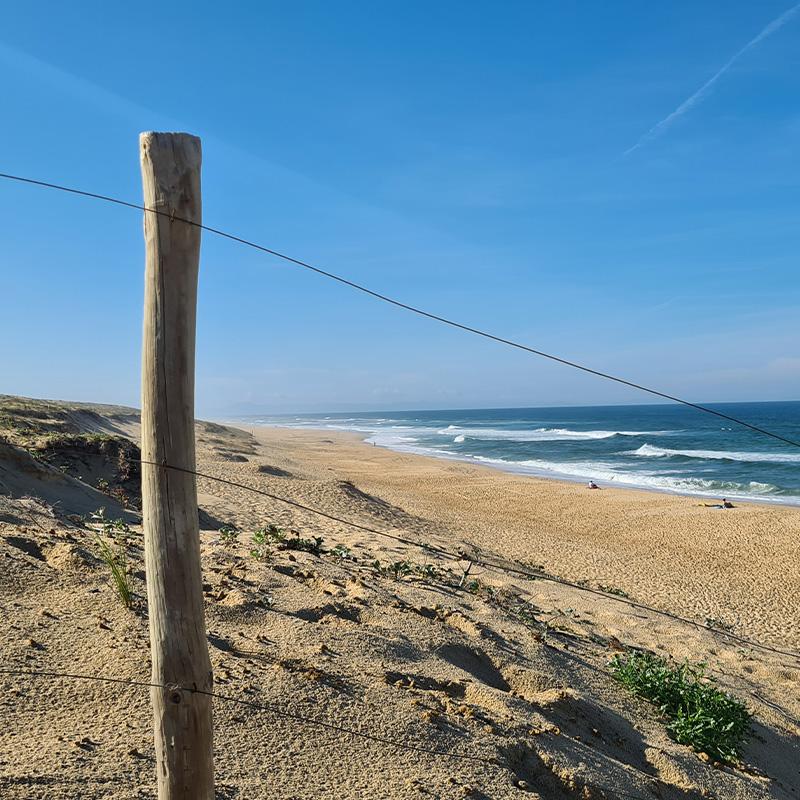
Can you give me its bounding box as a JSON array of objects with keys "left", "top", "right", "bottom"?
[{"left": 0, "top": 398, "right": 798, "bottom": 799}]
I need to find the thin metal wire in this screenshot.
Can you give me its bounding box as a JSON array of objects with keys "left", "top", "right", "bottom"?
[
  {"left": 0, "top": 667, "right": 493, "bottom": 764},
  {"left": 1, "top": 170, "right": 798, "bottom": 449},
  {"left": 136, "top": 458, "right": 800, "bottom": 662},
  {"left": 0, "top": 667, "right": 663, "bottom": 800}
]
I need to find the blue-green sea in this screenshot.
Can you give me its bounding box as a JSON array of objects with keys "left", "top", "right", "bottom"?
[{"left": 243, "top": 401, "right": 800, "bottom": 505}]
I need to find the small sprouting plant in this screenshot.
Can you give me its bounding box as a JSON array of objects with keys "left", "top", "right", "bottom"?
[
  {"left": 219, "top": 526, "right": 240, "bottom": 544},
  {"left": 284, "top": 534, "right": 324, "bottom": 555},
  {"left": 460, "top": 576, "right": 495, "bottom": 599},
  {"left": 705, "top": 616, "right": 734, "bottom": 632},
  {"left": 96, "top": 536, "right": 132, "bottom": 609},
  {"left": 611, "top": 651, "right": 750, "bottom": 764},
  {"left": 330, "top": 543, "right": 355, "bottom": 561},
  {"left": 91, "top": 509, "right": 135, "bottom": 543},
  {"left": 598, "top": 584, "right": 630, "bottom": 598},
  {"left": 90, "top": 509, "right": 136, "bottom": 608},
  {"left": 388, "top": 560, "right": 413, "bottom": 580},
  {"left": 250, "top": 525, "right": 323, "bottom": 558},
  {"left": 512, "top": 603, "right": 540, "bottom": 626},
  {"left": 250, "top": 529, "right": 273, "bottom": 562},
  {"left": 263, "top": 524, "right": 286, "bottom": 543},
  {"left": 414, "top": 563, "right": 439, "bottom": 580}
]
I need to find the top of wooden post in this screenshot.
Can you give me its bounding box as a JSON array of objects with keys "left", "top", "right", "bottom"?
[
  {"left": 140, "top": 130, "right": 201, "bottom": 155},
  {"left": 139, "top": 132, "right": 202, "bottom": 223}
]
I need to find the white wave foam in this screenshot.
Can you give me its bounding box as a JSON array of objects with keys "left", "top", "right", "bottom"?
[
  {"left": 470, "top": 455, "right": 784, "bottom": 500},
  {"left": 453, "top": 434, "right": 466, "bottom": 443},
  {"left": 631, "top": 444, "right": 800, "bottom": 464},
  {"left": 435, "top": 426, "right": 661, "bottom": 442}
]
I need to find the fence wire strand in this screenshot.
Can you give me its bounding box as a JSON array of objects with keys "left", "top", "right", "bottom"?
[
  {"left": 135, "top": 458, "right": 800, "bottom": 663},
  {"left": 1, "top": 170, "right": 799, "bottom": 450},
  {"left": 0, "top": 667, "right": 672, "bottom": 800}
]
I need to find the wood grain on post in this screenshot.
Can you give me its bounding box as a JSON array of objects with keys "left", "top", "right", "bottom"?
[{"left": 140, "top": 131, "right": 214, "bottom": 799}]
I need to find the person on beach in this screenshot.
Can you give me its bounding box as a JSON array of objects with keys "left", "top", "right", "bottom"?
[
  {"left": 699, "top": 498, "right": 735, "bottom": 509},
  {"left": 588, "top": 480, "right": 599, "bottom": 489}
]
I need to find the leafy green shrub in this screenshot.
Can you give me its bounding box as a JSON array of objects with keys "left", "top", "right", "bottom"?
[{"left": 611, "top": 651, "right": 750, "bottom": 764}]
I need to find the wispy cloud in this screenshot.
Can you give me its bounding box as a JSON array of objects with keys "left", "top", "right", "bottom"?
[{"left": 623, "top": 3, "right": 800, "bottom": 157}]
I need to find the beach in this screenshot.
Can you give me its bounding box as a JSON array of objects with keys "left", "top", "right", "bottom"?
[
  {"left": 2, "top": 398, "right": 798, "bottom": 799},
  {"left": 237, "top": 425, "right": 800, "bottom": 650}
]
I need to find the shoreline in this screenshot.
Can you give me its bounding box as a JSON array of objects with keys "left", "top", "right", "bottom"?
[
  {"left": 236, "top": 421, "right": 799, "bottom": 508},
  {"left": 234, "top": 423, "right": 800, "bottom": 650}
]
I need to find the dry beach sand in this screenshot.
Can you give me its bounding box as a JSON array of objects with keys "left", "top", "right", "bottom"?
[{"left": 0, "top": 396, "right": 798, "bottom": 799}]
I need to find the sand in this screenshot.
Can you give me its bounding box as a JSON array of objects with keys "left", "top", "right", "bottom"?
[
  {"left": 0, "top": 399, "right": 798, "bottom": 799},
  {"left": 238, "top": 427, "right": 800, "bottom": 651}
]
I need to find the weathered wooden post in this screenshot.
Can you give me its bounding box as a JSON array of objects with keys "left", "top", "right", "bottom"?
[{"left": 140, "top": 131, "right": 214, "bottom": 799}]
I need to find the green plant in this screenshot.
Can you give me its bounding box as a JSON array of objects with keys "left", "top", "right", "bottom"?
[
  {"left": 414, "top": 563, "right": 439, "bottom": 580},
  {"left": 251, "top": 524, "right": 324, "bottom": 555},
  {"left": 262, "top": 524, "right": 286, "bottom": 544},
  {"left": 461, "top": 577, "right": 495, "bottom": 599},
  {"left": 330, "top": 543, "right": 355, "bottom": 561},
  {"left": 611, "top": 651, "right": 750, "bottom": 764},
  {"left": 96, "top": 536, "right": 132, "bottom": 609},
  {"left": 598, "top": 584, "right": 630, "bottom": 598},
  {"left": 219, "top": 526, "right": 239, "bottom": 544},
  {"left": 512, "top": 602, "right": 540, "bottom": 626},
  {"left": 91, "top": 509, "right": 135, "bottom": 543},
  {"left": 284, "top": 534, "right": 324, "bottom": 555},
  {"left": 388, "top": 560, "right": 413, "bottom": 580},
  {"left": 250, "top": 529, "right": 273, "bottom": 562},
  {"left": 89, "top": 509, "right": 135, "bottom": 608},
  {"left": 705, "top": 616, "right": 734, "bottom": 632}
]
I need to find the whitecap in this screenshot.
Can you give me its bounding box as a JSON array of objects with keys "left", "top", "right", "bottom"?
[{"left": 630, "top": 444, "right": 800, "bottom": 464}]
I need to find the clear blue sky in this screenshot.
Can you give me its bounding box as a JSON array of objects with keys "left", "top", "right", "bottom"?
[{"left": 1, "top": 1, "right": 798, "bottom": 415}]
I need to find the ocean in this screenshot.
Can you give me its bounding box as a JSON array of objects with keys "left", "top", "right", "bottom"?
[{"left": 242, "top": 401, "right": 800, "bottom": 505}]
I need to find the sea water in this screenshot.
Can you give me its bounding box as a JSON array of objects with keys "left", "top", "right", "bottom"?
[{"left": 242, "top": 401, "right": 800, "bottom": 505}]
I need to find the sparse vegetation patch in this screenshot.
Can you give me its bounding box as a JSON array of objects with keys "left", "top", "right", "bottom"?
[{"left": 611, "top": 651, "right": 750, "bottom": 764}]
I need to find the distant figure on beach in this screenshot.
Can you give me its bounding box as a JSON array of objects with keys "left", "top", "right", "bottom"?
[
  {"left": 588, "top": 480, "right": 599, "bottom": 490},
  {"left": 700, "top": 498, "right": 735, "bottom": 509}
]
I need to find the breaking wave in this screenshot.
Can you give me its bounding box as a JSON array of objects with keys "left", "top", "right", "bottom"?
[
  {"left": 631, "top": 444, "right": 800, "bottom": 464},
  {"left": 438, "top": 425, "right": 662, "bottom": 442}
]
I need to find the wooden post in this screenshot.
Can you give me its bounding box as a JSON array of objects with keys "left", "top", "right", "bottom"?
[{"left": 140, "top": 131, "right": 214, "bottom": 799}]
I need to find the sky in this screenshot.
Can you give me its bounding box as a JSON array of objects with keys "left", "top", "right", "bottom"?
[{"left": 0, "top": 1, "right": 798, "bottom": 416}]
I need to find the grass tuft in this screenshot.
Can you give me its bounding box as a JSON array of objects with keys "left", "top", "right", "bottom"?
[
  {"left": 96, "top": 536, "right": 132, "bottom": 609},
  {"left": 611, "top": 651, "right": 750, "bottom": 764},
  {"left": 91, "top": 509, "right": 134, "bottom": 609}
]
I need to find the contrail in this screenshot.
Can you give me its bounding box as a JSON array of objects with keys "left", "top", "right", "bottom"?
[{"left": 623, "top": 3, "right": 800, "bottom": 156}]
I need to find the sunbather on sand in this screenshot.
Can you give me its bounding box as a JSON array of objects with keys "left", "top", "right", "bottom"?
[{"left": 699, "top": 498, "right": 734, "bottom": 509}]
